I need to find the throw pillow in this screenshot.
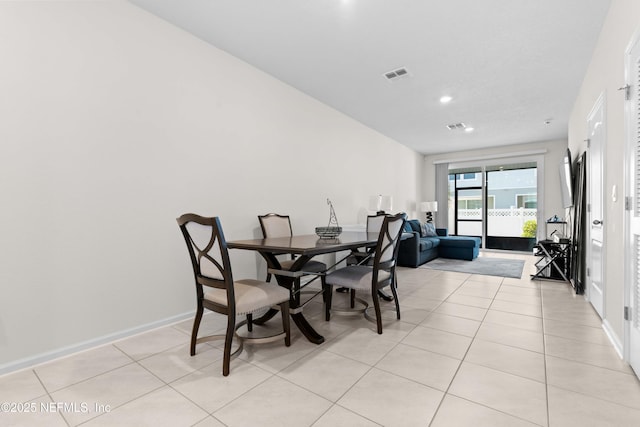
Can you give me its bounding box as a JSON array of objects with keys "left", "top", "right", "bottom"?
[
  {"left": 420, "top": 222, "right": 437, "bottom": 237},
  {"left": 408, "top": 219, "right": 421, "bottom": 233}
]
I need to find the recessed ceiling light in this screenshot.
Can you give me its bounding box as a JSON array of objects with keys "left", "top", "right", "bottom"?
[
  {"left": 464, "top": 127, "right": 474, "bottom": 133},
  {"left": 440, "top": 95, "right": 453, "bottom": 104}
]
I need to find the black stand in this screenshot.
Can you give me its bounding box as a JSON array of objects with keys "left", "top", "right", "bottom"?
[{"left": 531, "top": 240, "right": 571, "bottom": 281}]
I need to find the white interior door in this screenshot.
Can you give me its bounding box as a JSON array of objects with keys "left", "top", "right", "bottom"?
[
  {"left": 626, "top": 34, "right": 640, "bottom": 376},
  {"left": 587, "top": 95, "right": 605, "bottom": 319}
]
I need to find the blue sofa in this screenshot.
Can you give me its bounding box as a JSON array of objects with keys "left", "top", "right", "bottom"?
[{"left": 397, "top": 219, "right": 481, "bottom": 268}]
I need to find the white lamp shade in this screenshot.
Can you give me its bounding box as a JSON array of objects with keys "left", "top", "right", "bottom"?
[
  {"left": 420, "top": 201, "right": 438, "bottom": 212},
  {"left": 369, "top": 195, "right": 393, "bottom": 212},
  {"left": 369, "top": 195, "right": 381, "bottom": 211},
  {"left": 379, "top": 195, "right": 393, "bottom": 212}
]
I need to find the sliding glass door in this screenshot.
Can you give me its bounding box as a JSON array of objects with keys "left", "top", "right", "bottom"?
[
  {"left": 456, "top": 187, "right": 483, "bottom": 236},
  {"left": 448, "top": 162, "right": 538, "bottom": 251},
  {"left": 485, "top": 163, "right": 537, "bottom": 251},
  {"left": 449, "top": 170, "right": 483, "bottom": 238}
]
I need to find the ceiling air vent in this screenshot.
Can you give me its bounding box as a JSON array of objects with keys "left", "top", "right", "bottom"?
[
  {"left": 383, "top": 67, "right": 410, "bottom": 81},
  {"left": 446, "top": 123, "right": 467, "bottom": 131}
]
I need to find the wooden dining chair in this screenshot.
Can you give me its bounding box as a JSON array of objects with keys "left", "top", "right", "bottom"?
[
  {"left": 342, "top": 213, "right": 394, "bottom": 303},
  {"left": 177, "top": 213, "right": 290, "bottom": 376},
  {"left": 258, "top": 213, "right": 327, "bottom": 282},
  {"left": 323, "top": 213, "right": 406, "bottom": 334}
]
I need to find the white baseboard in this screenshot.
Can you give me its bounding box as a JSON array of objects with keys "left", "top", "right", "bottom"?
[
  {"left": 0, "top": 311, "right": 194, "bottom": 377},
  {"left": 602, "top": 319, "right": 624, "bottom": 359}
]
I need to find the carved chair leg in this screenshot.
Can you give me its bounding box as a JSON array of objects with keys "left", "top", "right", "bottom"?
[
  {"left": 222, "top": 316, "right": 235, "bottom": 376},
  {"left": 391, "top": 275, "right": 400, "bottom": 320},
  {"left": 191, "top": 305, "right": 204, "bottom": 356},
  {"left": 372, "top": 289, "right": 383, "bottom": 334},
  {"left": 280, "top": 302, "right": 291, "bottom": 346}
]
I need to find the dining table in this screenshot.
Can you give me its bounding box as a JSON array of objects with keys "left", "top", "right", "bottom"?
[{"left": 227, "top": 231, "right": 379, "bottom": 344}]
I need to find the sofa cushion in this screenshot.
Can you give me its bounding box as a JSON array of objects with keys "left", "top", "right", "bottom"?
[
  {"left": 420, "top": 222, "right": 438, "bottom": 237},
  {"left": 438, "top": 236, "right": 481, "bottom": 260},
  {"left": 418, "top": 237, "right": 440, "bottom": 251},
  {"left": 407, "top": 219, "right": 421, "bottom": 233}
]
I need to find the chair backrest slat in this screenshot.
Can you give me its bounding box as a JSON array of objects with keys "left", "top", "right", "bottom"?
[
  {"left": 177, "top": 214, "right": 234, "bottom": 293},
  {"left": 373, "top": 213, "right": 407, "bottom": 270}
]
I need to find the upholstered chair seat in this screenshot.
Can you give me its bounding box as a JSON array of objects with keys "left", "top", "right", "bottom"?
[
  {"left": 278, "top": 259, "right": 326, "bottom": 272},
  {"left": 203, "top": 279, "right": 290, "bottom": 315},
  {"left": 325, "top": 266, "right": 391, "bottom": 291}
]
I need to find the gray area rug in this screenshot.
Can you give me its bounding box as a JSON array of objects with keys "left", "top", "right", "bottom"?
[{"left": 421, "top": 257, "right": 525, "bottom": 278}]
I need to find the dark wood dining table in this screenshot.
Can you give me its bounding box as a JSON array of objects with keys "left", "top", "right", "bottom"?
[{"left": 227, "top": 231, "right": 379, "bottom": 344}]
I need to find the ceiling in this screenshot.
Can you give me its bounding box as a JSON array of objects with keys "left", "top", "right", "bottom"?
[{"left": 129, "top": 0, "right": 611, "bottom": 155}]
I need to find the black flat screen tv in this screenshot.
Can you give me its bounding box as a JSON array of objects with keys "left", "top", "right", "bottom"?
[{"left": 559, "top": 148, "right": 574, "bottom": 208}]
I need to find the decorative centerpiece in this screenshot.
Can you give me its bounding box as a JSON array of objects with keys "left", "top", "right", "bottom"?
[{"left": 315, "top": 198, "right": 342, "bottom": 238}]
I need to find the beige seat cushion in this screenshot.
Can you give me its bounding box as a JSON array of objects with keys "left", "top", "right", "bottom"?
[
  {"left": 204, "top": 279, "right": 289, "bottom": 315},
  {"left": 325, "top": 265, "right": 391, "bottom": 291}
]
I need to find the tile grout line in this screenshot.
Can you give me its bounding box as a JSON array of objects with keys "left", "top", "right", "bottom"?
[
  {"left": 540, "top": 278, "right": 551, "bottom": 427},
  {"left": 31, "top": 369, "right": 72, "bottom": 427},
  {"left": 431, "top": 272, "right": 549, "bottom": 427},
  {"left": 427, "top": 273, "right": 498, "bottom": 426}
]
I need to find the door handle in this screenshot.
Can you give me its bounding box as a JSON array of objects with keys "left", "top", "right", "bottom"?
[{"left": 593, "top": 219, "right": 603, "bottom": 225}]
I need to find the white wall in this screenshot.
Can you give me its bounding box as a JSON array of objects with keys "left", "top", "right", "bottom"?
[
  {"left": 0, "top": 1, "right": 422, "bottom": 372},
  {"left": 568, "top": 0, "right": 640, "bottom": 348},
  {"left": 422, "top": 139, "right": 569, "bottom": 238}
]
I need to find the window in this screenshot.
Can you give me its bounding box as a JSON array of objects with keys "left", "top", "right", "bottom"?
[{"left": 516, "top": 194, "right": 537, "bottom": 208}]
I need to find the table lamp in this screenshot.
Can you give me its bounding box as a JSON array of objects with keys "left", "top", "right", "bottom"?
[
  {"left": 369, "top": 195, "right": 393, "bottom": 214},
  {"left": 420, "top": 201, "right": 438, "bottom": 223}
]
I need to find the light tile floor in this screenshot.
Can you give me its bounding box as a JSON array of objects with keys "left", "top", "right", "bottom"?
[{"left": 2, "top": 252, "right": 640, "bottom": 426}]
